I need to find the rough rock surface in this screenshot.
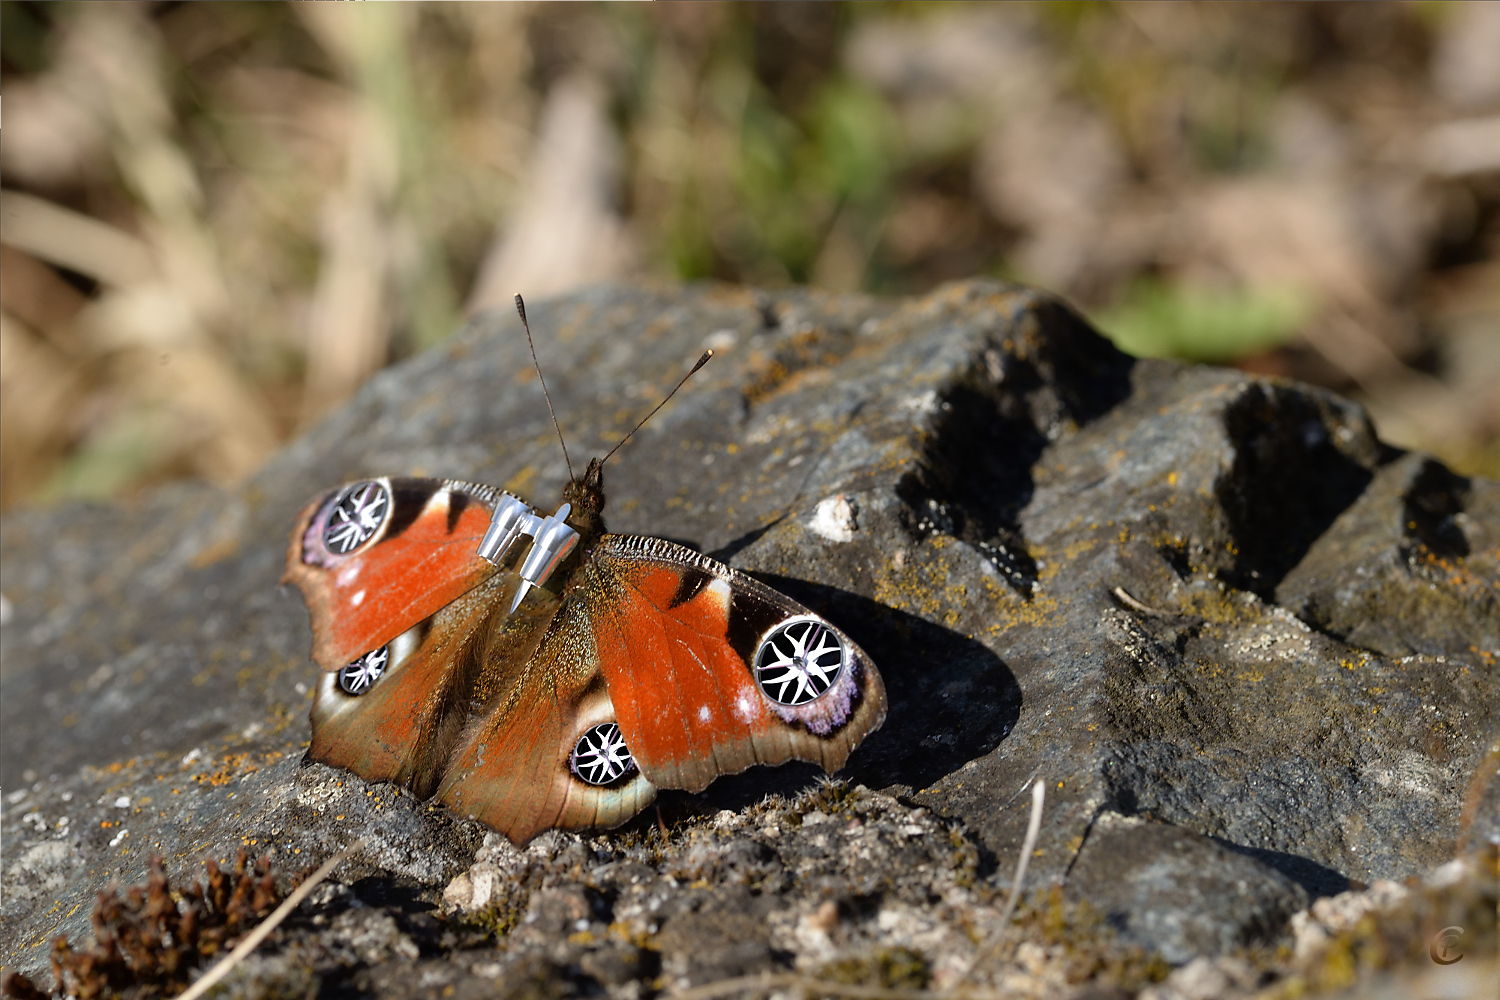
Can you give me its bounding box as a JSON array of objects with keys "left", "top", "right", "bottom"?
[{"left": 2, "top": 280, "right": 1496, "bottom": 996}]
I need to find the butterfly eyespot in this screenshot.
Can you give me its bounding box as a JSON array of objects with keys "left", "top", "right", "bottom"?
[
  {"left": 754, "top": 615, "right": 846, "bottom": 706},
  {"left": 322, "top": 481, "right": 390, "bottom": 554},
  {"left": 569, "top": 722, "right": 636, "bottom": 787},
  {"left": 337, "top": 646, "right": 389, "bottom": 696}
]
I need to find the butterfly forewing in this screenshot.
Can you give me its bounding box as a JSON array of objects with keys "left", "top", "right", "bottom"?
[{"left": 285, "top": 478, "right": 506, "bottom": 670}]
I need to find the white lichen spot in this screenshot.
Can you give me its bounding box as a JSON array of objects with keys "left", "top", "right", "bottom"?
[
  {"left": 900, "top": 390, "right": 940, "bottom": 414},
  {"left": 703, "top": 329, "right": 738, "bottom": 353},
  {"left": 809, "top": 494, "right": 858, "bottom": 543}
]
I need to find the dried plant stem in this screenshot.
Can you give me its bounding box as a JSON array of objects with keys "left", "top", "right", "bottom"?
[
  {"left": 176, "top": 842, "right": 361, "bottom": 1000},
  {"left": 1000, "top": 780, "right": 1047, "bottom": 929},
  {"left": 1111, "top": 586, "right": 1167, "bottom": 617},
  {"left": 954, "top": 778, "right": 1047, "bottom": 986}
]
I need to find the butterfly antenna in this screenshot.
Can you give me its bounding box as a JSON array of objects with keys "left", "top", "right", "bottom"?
[
  {"left": 516, "top": 294, "right": 574, "bottom": 482},
  {"left": 600, "top": 349, "right": 714, "bottom": 467}
]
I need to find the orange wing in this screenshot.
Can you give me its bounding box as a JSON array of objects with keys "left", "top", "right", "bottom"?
[
  {"left": 435, "top": 590, "right": 657, "bottom": 844},
  {"left": 308, "top": 571, "right": 514, "bottom": 798},
  {"left": 294, "top": 505, "right": 883, "bottom": 845},
  {"left": 284, "top": 478, "right": 504, "bottom": 670},
  {"left": 584, "top": 535, "right": 887, "bottom": 793}
]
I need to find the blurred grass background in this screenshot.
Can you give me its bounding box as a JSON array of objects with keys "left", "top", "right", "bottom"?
[{"left": 2, "top": 0, "right": 1497, "bottom": 510}]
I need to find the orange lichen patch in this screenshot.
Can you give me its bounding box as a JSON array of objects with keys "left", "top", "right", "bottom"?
[
  {"left": 741, "top": 327, "right": 851, "bottom": 406},
  {"left": 191, "top": 752, "right": 259, "bottom": 786},
  {"left": 1410, "top": 546, "right": 1495, "bottom": 594}
]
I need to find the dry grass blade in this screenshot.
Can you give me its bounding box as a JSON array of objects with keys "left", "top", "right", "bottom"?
[
  {"left": 0, "top": 313, "right": 86, "bottom": 507},
  {"left": 0, "top": 191, "right": 157, "bottom": 287},
  {"left": 954, "top": 778, "right": 1046, "bottom": 986},
  {"left": 175, "top": 841, "right": 361, "bottom": 1000},
  {"left": 467, "top": 74, "right": 635, "bottom": 312}
]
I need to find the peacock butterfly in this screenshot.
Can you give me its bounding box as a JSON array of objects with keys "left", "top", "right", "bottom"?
[{"left": 283, "top": 297, "right": 886, "bottom": 844}]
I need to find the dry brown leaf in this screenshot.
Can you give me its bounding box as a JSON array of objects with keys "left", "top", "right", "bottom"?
[
  {"left": 0, "top": 191, "right": 157, "bottom": 289},
  {"left": 467, "top": 75, "right": 637, "bottom": 313}
]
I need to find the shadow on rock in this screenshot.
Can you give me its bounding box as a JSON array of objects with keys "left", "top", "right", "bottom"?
[
  {"left": 1219, "top": 383, "right": 1382, "bottom": 597},
  {"left": 349, "top": 876, "right": 439, "bottom": 915},
  {"left": 1210, "top": 838, "right": 1353, "bottom": 900}
]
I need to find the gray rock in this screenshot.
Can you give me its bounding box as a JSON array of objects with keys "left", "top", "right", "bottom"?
[
  {"left": 1278, "top": 451, "right": 1500, "bottom": 657},
  {"left": 1068, "top": 813, "right": 1307, "bottom": 965},
  {"left": 2, "top": 280, "right": 1495, "bottom": 995}
]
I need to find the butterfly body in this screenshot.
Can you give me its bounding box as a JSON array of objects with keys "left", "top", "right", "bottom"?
[{"left": 285, "top": 463, "right": 886, "bottom": 843}]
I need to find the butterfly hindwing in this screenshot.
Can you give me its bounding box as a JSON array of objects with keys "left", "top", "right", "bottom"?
[
  {"left": 307, "top": 571, "right": 518, "bottom": 798},
  {"left": 436, "top": 588, "right": 658, "bottom": 844},
  {"left": 285, "top": 477, "right": 506, "bottom": 670},
  {"left": 584, "top": 535, "right": 887, "bottom": 793}
]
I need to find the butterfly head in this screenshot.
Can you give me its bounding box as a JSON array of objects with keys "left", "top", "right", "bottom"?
[{"left": 562, "top": 457, "right": 607, "bottom": 540}]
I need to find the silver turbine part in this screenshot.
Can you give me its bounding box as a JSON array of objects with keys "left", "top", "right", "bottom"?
[
  {"left": 477, "top": 493, "right": 534, "bottom": 564},
  {"left": 476, "top": 494, "right": 580, "bottom": 610},
  {"left": 511, "top": 502, "right": 579, "bottom": 612}
]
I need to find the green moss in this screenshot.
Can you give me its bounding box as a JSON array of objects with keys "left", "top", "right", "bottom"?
[
  {"left": 815, "top": 946, "right": 930, "bottom": 989},
  {"left": 1013, "top": 886, "right": 1171, "bottom": 991},
  {"left": 1260, "top": 854, "right": 1498, "bottom": 998},
  {"left": 790, "top": 777, "right": 865, "bottom": 819},
  {"left": 464, "top": 888, "right": 530, "bottom": 940},
  {"left": 947, "top": 826, "right": 981, "bottom": 889}
]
